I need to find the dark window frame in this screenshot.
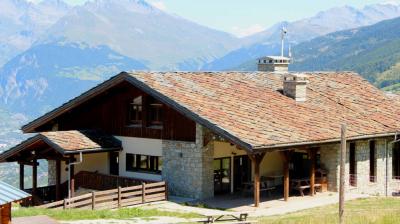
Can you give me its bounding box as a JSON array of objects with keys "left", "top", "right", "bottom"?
[
  {"left": 393, "top": 143, "right": 400, "bottom": 179},
  {"left": 127, "top": 96, "right": 143, "bottom": 126},
  {"left": 148, "top": 99, "right": 164, "bottom": 127},
  {"left": 349, "top": 142, "right": 357, "bottom": 187},
  {"left": 126, "top": 153, "right": 162, "bottom": 174},
  {"left": 369, "top": 140, "right": 377, "bottom": 182}
]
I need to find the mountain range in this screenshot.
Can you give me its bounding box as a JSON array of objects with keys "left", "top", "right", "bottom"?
[
  {"left": 203, "top": 3, "right": 400, "bottom": 71},
  {"left": 234, "top": 16, "right": 400, "bottom": 94},
  {"left": 0, "top": 0, "right": 71, "bottom": 66}
]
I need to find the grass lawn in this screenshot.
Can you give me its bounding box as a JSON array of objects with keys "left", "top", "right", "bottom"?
[
  {"left": 258, "top": 197, "right": 400, "bottom": 224},
  {"left": 13, "top": 206, "right": 200, "bottom": 221},
  {"left": 13, "top": 198, "right": 400, "bottom": 223}
]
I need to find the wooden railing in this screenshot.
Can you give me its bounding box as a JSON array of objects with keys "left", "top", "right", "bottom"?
[
  {"left": 37, "top": 181, "right": 167, "bottom": 210},
  {"left": 75, "top": 171, "right": 156, "bottom": 191}
]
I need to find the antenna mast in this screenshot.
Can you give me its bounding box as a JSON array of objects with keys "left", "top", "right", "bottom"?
[{"left": 281, "top": 26, "right": 287, "bottom": 57}]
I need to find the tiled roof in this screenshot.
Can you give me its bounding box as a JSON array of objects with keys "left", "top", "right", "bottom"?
[
  {"left": 40, "top": 130, "right": 122, "bottom": 152},
  {"left": 0, "top": 181, "right": 31, "bottom": 205},
  {"left": 0, "top": 130, "right": 121, "bottom": 161},
  {"left": 128, "top": 71, "right": 400, "bottom": 149}
]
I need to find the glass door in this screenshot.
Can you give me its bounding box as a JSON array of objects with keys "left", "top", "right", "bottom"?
[{"left": 214, "top": 157, "right": 231, "bottom": 194}]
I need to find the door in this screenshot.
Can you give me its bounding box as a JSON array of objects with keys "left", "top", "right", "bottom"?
[
  {"left": 290, "top": 152, "right": 310, "bottom": 179},
  {"left": 214, "top": 157, "right": 231, "bottom": 194},
  {"left": 109, "top": 152, "right": 119, "bottom": 176},
  {"left": 233, "top": 156, "right": 251, "bottom": 192}
]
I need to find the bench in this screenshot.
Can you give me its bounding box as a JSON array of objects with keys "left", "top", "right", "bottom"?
[
  {"left": 243, "top": 180, "right": 276, "bottom": 197},
  {"left": 294, "top": 184, "right": 322, "bottom": 196}
]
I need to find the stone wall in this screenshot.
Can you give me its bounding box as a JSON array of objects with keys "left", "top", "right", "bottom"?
[
  {"left": 320, "top": 138, "right": 399, "bottom": 196},
  {"left": 162, "top": 124, "right": 214, "bottom": 199},
  {"left": 48, "top": 160, "right": 56, "bottom": 185},
  {"left": 319, "top": 144, "right": 339, "bottom": 192}
]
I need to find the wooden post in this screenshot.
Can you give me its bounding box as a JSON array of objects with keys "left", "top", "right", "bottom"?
[
  {"left": 92, "top": 192, "right": 96, "bottom": 210},
  {"left": 63, "top": 198, "right": 67, "bottom": 209},
  {"left": 19, "top": 163, "right": 24, "bottom": 190},
  {"left": 248, "top": 153, "right": 266, "bottom": 207},
  {"left": 32, "top": 157, "right": 37, "bottom": 205},
  {"left": 281, "top": 151, "right": 290, "bottom": 201},
  {"left": 118, "top": 186, "right": 121, "bottom": 208},
  {"left": 254, "top": 158, "right": 260, "bottom": 207},
  {"left": 56, "top": 160, "right": 61, "bottom": 200},
  {"left": 142, "top": 182, "right": 146, "bottom": 203},
  {"left": 339, "top": 124, "right": 347, "bottom": 224},
  {"left": 70, "top": 155, "right": 75, "bottom": 198},
  {"left": 310, "top": 149, "right": 316, "bottom": 196},
  {"left": 165, "top": 182, "right": 168, "bottom": 200}
]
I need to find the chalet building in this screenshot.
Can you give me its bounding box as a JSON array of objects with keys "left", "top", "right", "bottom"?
[{"left": 1, "top": 59, "right": 400, "bottom": 207}]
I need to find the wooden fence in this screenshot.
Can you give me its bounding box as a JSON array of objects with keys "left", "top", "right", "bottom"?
[
  {"left": 37, "top": 181, "right": 167, "bottom": 210},
  {"left": 75, "top": 171, "right": 156, "bottom": 190}
]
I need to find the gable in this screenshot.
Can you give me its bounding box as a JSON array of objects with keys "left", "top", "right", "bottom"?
[{"left": 30, "top": 79, "right": 196, "bottom": 142}]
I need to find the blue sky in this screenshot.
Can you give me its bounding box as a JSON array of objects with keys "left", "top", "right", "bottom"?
[{"left": 33, "top": 0, "right": 394, "bottom": 37}]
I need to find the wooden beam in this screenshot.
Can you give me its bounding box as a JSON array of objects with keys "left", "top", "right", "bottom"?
[
  {"left": 56, "top": 160, "right": 61, "bottom": 200},
  {"left": 280, "top": 151, "right": 291, "bottom": 202},
  {"left": 19, "top": 163, "right": 24, "bottom": 190},
  {"left": 32, "top": 157, "right": 37, "bottom": 205},
  {"left": 309, "top": 149, "right": 316, "bottom": 196},
  {"left": 17, "top": 161, "right": 39, "bottom": 166},
  {"left": 248, "top": 153, "right": 266, "bottom": 207}
]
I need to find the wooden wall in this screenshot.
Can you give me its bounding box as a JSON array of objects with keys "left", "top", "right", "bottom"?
[
  {"left": 35, "top": 81, "right": 196, "bottom": 142},
  {"left": 0, "top": 203, "right": 11, "bottom": 224}
]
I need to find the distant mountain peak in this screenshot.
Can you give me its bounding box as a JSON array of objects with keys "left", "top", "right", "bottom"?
[
  {"left": 83, "top": 0, "right": 158, "bottom": 14},
  {"left": 37, "top": 0, "right": 70, "bottom": 9}
]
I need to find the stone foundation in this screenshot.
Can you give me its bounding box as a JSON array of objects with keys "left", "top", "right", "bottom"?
[{"left": 162, "top": 124, "right": 214, "bottom": 199}]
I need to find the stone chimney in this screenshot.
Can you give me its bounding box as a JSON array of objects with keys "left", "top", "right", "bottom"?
[
  {"left": 283, "top": 73, "right": 308, "bottom": 102},
  {"left": 257, "top": 56, "right": 290, "bottom": 72}
]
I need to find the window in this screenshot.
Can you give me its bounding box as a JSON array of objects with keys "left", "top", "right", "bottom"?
[
  {"left": 349, "top": 142, "right": 357, "bottom": 187},
  {"left": 369, "top": 141, "right": 376, "bottom": 182},
  {"left": 128, "top": 96, "right": 142, "bottom": 125},
  {"left": 393, "top": 143, "right": 400, "bottom": 179},
  {"left": 263, "top": 59, "right": 266, "bottom": 63},
  {"left": 126, "top": 153, "right": 162, "bottom": 174},
  {"left": 269, "top": 59, "right": 273, "bottom": 63},
  {"left": 149, "top": 99, "right": 163, "bottom": 126}
]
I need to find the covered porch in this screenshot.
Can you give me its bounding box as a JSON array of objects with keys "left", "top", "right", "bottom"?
[
  {"left": 212, "top": 141, "right": 330, "bottom": 207},
  {"left": 0, "top": 130, "right": 123, "bottom": 205}
]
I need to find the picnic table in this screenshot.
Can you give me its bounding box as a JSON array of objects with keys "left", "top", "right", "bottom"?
[
  {"left": 291, "top": 178, "right": 321, "bottom": 196},
  {"left": 202, "top": 212, "right": 257, "bottom": 223},
  {"left": 242, "top": 178, "right": 276, "bottom": 196}
]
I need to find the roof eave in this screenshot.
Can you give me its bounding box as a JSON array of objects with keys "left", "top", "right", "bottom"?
[
  {"left": 252, "top": 132, "right": 397, "bottom": 152},
  {"left": 63, "top": 147, "right": 123, "bottom": 155}
]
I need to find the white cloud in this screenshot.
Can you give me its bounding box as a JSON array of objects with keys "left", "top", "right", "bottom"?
[
  {"left": 231, "top": 24, "right": 265, "bottom": 37},
  {"left": 149, "top": 1, "right": 167, "bottom": 11}
]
